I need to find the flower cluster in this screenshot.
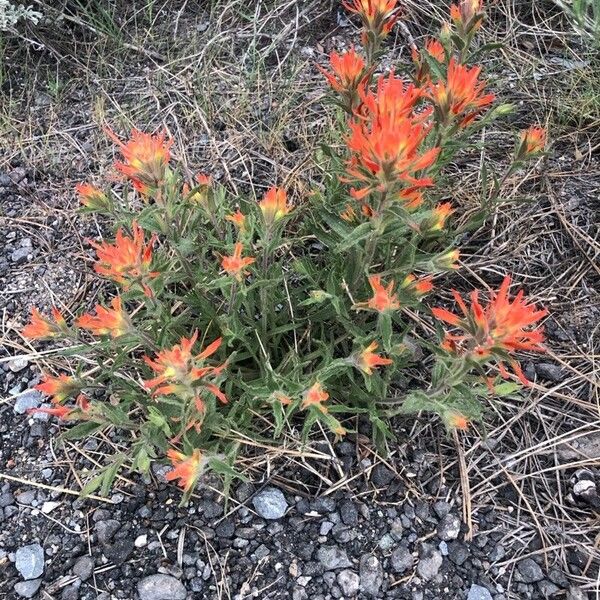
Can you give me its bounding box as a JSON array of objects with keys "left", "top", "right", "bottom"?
[
  {"left": 433, "top": 276, "right": 547, "bottom": 385},
  {"left": 13, "top": 0, "right": 551, "bottom": 501},
  {"left": 89, "top": 221, "right": 158, "bottom": 297}
]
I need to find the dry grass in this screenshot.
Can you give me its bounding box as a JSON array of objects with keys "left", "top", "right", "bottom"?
[{"left": 1, "top": 0, "right": 599, "bottom": 596}]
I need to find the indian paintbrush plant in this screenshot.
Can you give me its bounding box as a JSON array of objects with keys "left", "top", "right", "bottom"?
[{"left": 20, "top": 0, "right": 549, "bottom": 502}]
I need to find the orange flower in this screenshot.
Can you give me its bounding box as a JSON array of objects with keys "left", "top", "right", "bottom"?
[
  {"left": 402, "top": 274, "right": 434, "bottom": 296},
  {"left": 428, "top": 202, "right": 454, "bottom": 231},
  {"left": 89, "top": 221, "right": 158, "bottom": 294},
  {"left": 143, "top": 331, "right": 226, "bottom": 403},
  {"left": 301, "top": 382, "right": 329, "bottom": 413},
  {"left": 432, "top": 276, "right": 547, "bottom": 385},
  {"left": 29, "top": 392, "right": 90, "bottom": 420},
  {"left": 346, "top": 117, "right": 439, "bottom": 199},
  {"left": 35, "top": 374, "right": 78, "bottom": 403},
  {"left": 22, "top": 306, "right": 67, "bottom": 340},
  {"left": 259, "top": 187, "right": 291, "bottom": 224},
  {"left": 273, "top": 391, "right": 292, "bottom": 405},
  {"left": 425, "top": 39, "right": 446, "bottom": 62},
  {"left": 105, "top": 127, "right": 172, "bottom": 195},
  {"left": 28, "top": 405, "right": 73, "bottom": 420},
  {"left": 427, "top": 58, "right": 495, "bottom": 126},
  {"left": 450, "top": 0, "right": 484, "bottom": 33},
  {"left": 355, "top": 275, "right": 401, "bottom": 312},
  {"left": 343, "top": 0, "right": 400, "bottom": 40},
  {"left": 445, "top": 411, "right": 469, "bottom": 430},
  {"left": 517, "top": 126, "right": 546, "bottom": 158},
  {"left": 397, "top": 189, "right": 424, "bottom": 210},
  {"left": 166, "top": 448, "right": 203, "bottom": 493},
  {"left": 221, "top": 242, "right": 256, "bottom": 281},
  {"left": 340, "top": 204, "right": 358, "bottom": 222},
  {"left": 359, "top": 72, "right": 424, "bottom": 125},
  {"left": 318, "top": 49, "right": 368, "bottom": 96},
  {"left": 76, "top": 296, "right": 130, "bottom": 338},
  {"left": 225, "top": 210, "right": 246, "bottom": 231},
  {"left": 355, "top": 341, "right": 393, "bottom": 375},
  {"left": 76, "top": 183, "right": 110, "bottom": 210}
]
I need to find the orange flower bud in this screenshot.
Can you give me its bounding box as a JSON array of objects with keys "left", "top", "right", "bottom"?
[
  {"left": 259, "top": 187, "right": 291, "bottom": 224},
  {"left": 76, "top": 183, "right": 111, "bottom": 211},
  {"left": 221, "top": 242, "right": 256, "bottom": 281}
]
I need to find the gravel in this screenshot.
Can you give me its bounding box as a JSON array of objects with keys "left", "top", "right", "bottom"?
[
  {"left": 317, "top": 545, "right": 353, "bottom": 570},
  {"left": 73, "top": 555, "right": 94, "bottom": 581},
  {"left": 467, "top": 583, "right": 493, "bottom": 600},
  {"left": 337, "top": 569, "right": 360, "bottom": 597},
  {"left": 390, "top": 545, "right": 413, "bottom": 573},
  {"left": 416, "top": 548, "right": 443, "bottom": 581},
  {"left": 437, "top": 513, "right": 461, "bottom": 541},
  {"left": 13, "top": 578, "right": 42, "bottom": 598},
  {"left": 94, "top": 519, "right": 121, "bottom": 545},
  {"left": 13, "top": 390, "right": 42, "bottom": 414},
  {"left": 15, "top": 544, "right": 45, "bottom": 580},
  {"left": 251, "top": 487, "right": 288, "bottom": 520},
  {"left": 137, "top": 574, "right": 187, "bottom": 600},
  {"left": 359, "top": 554, "right": 383, "bottom": 596},
  {"left": 517, "top": 558, "right": 545, "bottom": 583}
]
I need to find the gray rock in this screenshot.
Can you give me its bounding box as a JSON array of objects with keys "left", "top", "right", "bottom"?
[
  {"left": 416, "top": 550, "right": 442, "bottom": 581},
  {"left": 517, "top": 558, "right": 544, "bottom": 583},
  {"left": 433, "top": 501, "right": 451, "bottom": 518},
  {"left": 14, "top": 579, "right": 42, "bottom": 598},
  {"left": 390, "top": 546, "right": 413, "bottom": 573},
  {"left": 538, "top": 579, "right": 560, "bottom": 597},
  {"left": 371, "top": 464, "right": 395, "bottom": 486},
  {"left": 73, "top": 555, "right": 94, "bottom": 581},
  {"left": 95, "top": 519, "right": 120, "bottom": 545},
  {"left": 359, "top": 554, "right": 383, "bottom": 597},
  {"left": 378, "top": 533, "right": 396, "bottom": 550},
  {"left": 15, "top": 544, "right": 45, "bottom": 579},
  {"left": 317, "top": 545, "right": 352, "bottom": 570},
  {"left": 11, "top": 247, "right": 32, "bottom": 264},
  {"left": 340, "top": 500, "right": 358, "bottom": 525},
  {"left": 61, "top": 585, "right": 79, "bottom": 600},
  {"left": 548, "top": 568, "right": 569, "bottom": 588},
  {"left": 16, "top": 490, "right": 36, "bottom": 506},
  {"left": 252, "top": 487, "right": 288, "bottom": 520},
  {"left": 467, "top": 584, "right": 493, "bottom": 600},
  {"left": 311, "top": 496, "right": 336, "bottom": 513},
  {"left": 137, "top": 575, "right": 187, "bottom": 600},
  {"left": 103, "top": 539, "right": 134, "bottom": 565},
  {"left": 448, "top": 541, "right": 469, "bottom": 566},
  {"left": 215, "top": 519, "right": 234, "bottom": 538},
  {"left": 437, "top": 514, "right": 461, "bottom": 541},
  {"left": 8, "top": 357, "right": 29, "bottom": 372},
  {"left": 0, "top": 490, "right": 14, "bottom": 508},
  {"left": 566, "top": 587, "right": 586, "bottom": 600},
  {"left": 337, "top": 570, "right": 360, "bottom": 597},
  {"left": 535, "top": 362, "right": 563, "bottom": 382}
]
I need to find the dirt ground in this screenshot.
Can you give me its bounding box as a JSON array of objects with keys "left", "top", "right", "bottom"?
[{"left": 0, "top": 1, "right": 599, "bottom": 599}]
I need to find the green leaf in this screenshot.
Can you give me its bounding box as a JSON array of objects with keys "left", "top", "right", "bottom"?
[
  {"left": 100, "top": 455, "right": 125, "bottom": 497},
  {"left": 335, "top": 222, "right": 373, "bottom": 253},
  {"left": 493, "top": 381, "right": 521, "bottom": 397},
  {"left": 61, "top": 421, "right": 103, "bottom": 440}
]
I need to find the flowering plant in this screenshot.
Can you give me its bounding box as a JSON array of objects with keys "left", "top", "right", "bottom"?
[{"left": 20, "top": 0, "right": 548, "bottom": 501}]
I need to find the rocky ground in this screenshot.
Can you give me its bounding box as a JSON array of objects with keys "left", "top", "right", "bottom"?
[
  {"left": 0, "top": 381, "right": 594, "bottom": 600},
  {"left": 1, "top": 1, "right": 599, "bottom": 599}
]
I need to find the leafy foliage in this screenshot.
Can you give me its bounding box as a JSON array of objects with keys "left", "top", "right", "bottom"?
[{"left": 20, "top": 0, "right": 548, "bottom": 501}]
